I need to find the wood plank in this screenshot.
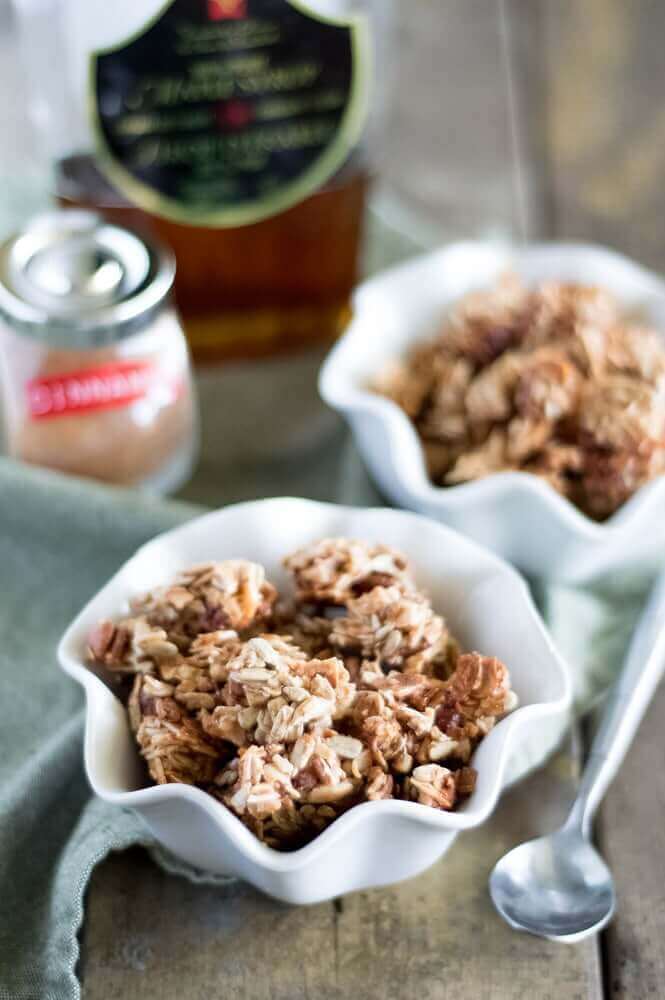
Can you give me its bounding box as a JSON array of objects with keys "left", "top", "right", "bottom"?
[
  {"left": 177, "top": 355, "right": 348, "bottom": 509},
  {"left": 80, "top": 744, "right": 602, "bottom": 1000},
  {"left": 596, "top": 681, "right": 665, "bottom": 999},
  {"left": 542, "top": 0, "right": 665, "bottom": 273},
  {"left": 539, "top": 3, "right": 665, "bottom": 997}
]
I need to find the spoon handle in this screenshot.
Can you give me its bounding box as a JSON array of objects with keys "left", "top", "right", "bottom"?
[{"left": 566, "top": 570, "right": 665, "bottom": 838}]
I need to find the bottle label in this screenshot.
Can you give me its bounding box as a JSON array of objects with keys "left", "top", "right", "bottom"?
[
  {"left": 89, "top": 0, "right": 370, "bottom": 226},
  {"left": 26, "top": 360, "right": 174, "bottom": 420}
]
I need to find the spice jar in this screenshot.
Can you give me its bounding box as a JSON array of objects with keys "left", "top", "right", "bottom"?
[{"left": 0, "top": 210, "right": 197, "bottom": 492}]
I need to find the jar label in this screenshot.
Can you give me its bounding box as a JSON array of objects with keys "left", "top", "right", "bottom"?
[
  {"left": 89, "top": 0, "right": 370, "bottom": 227},
  {"left": 26, "top": 360, "right": 171, "bottom": 420}
]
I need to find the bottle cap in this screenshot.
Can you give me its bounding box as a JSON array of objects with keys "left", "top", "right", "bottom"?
[{"left": 0, "top": 210, "right": 175, "bottom": 345}]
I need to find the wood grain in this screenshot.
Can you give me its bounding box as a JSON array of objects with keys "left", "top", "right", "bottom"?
[
  {"left": 540, "top": 4, "right": 665, "bottom": 995},
  {"left": 80, "top": 747, "right": 602, "bottom": 1000},
  {"left": 542, "top": 0, "right": 665, "bottom": 272},
  {"left": 597, "top": 682, "right": 665, "bottom": 999}
]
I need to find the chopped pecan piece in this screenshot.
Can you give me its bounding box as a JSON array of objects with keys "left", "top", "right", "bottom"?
[
  {"left": 284, "top": 538, "right": 414, "bottom": 605},
  {"left": 405, "top": 764, "right": 458, "bottom": 810}
]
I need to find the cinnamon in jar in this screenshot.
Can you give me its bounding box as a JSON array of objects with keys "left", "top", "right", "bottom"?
[{"left": 0, "top": 210, "right": 197, "bottom": 492}]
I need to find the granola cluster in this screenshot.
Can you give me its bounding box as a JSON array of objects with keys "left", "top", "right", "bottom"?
[
  {"left": 88, "top": 540, "right": 516, "bottom": 849},
  {"left": 373, "top": 276, "right": 665, "bottom": 519}
]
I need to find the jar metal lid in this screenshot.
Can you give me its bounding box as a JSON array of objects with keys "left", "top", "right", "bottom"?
[{"left": 0, "top": 210, "right": 175, "bottom": 346}]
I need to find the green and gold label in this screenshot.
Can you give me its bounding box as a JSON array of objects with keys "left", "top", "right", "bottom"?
[{"left": 89, "top": 0, "right": 370, "bottom": 226}]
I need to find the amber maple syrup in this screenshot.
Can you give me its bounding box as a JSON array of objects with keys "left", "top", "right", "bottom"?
[{"left": 58, "top": 154, "right": 368, "bottom": 365}]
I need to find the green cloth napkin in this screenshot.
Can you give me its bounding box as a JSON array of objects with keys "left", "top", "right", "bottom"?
[
  {"left": 0, "top": 459, "right": 210, "bottom": 1000},
  {"left": 0, "top": 456, "right": 655, "bottom": 1000}
]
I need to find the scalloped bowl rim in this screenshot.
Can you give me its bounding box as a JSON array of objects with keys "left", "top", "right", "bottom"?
[
  {"left": 319, "top": 240, "right": 665, "bottom": 542},
  {"left": 58, "top": 498, "right": 571, "bottom": 874}
]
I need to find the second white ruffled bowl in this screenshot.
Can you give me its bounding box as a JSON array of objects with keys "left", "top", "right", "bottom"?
[{"left": 320, "top": 242, "right": 665, "bottom": 583}]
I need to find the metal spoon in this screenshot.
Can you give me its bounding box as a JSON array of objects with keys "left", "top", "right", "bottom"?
[{"left": 490, "top": 570, "right": 665, "bottom": 942}]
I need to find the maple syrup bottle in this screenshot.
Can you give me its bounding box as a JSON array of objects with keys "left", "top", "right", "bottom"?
[{"left": 15, "top": 0, "right": 391, "bottom": 365}]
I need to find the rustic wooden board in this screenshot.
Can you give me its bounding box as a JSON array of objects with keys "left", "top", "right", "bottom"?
[
  {"left": 540, "top": 4, "right": 665, "bottom": 997},
  {"left": 598, "top": 682, "right": 665, "bottom": 999},
  {"left": 80, "top": 745, "right": 602, "bottom": 1000},
  {"left": 542, "top": 0, "right": 665, "bottom": 273}
]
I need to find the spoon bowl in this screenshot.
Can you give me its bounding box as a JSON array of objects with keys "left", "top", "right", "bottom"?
[{"left": 490, "top": 829, "right": 615, "bottom": 942}]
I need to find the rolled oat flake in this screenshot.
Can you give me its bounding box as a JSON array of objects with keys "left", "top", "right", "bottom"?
[{"left": 0, "top": 210, "right": 197, "bottom": 492}]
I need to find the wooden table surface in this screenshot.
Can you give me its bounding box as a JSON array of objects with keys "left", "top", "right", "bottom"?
[{"left": 79, "top": 2, "right": 665, "bottom": 996}]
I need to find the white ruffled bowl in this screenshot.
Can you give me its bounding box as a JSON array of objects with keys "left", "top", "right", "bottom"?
[
  {"left": 58, "top": 498, "right": 570, "bottom": 904},
  {"left": 320, "top": 242, "right": 665, "bottom": 583}
]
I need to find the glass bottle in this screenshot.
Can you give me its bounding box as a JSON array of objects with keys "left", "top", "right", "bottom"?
[{"left": 13, "top": 0, "right": 393, "bottom": 364}]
